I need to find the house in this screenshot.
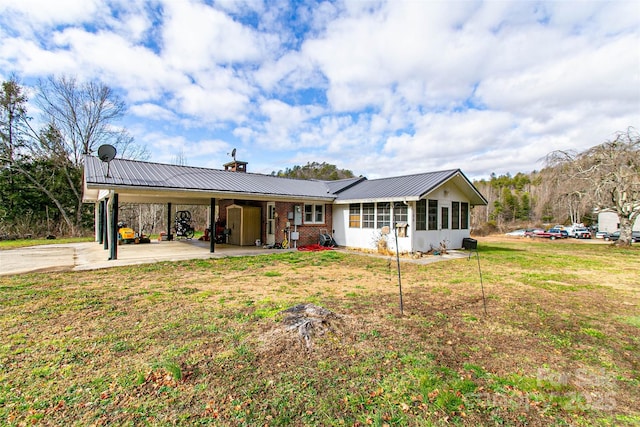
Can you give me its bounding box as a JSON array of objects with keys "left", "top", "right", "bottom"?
[
  {"left": 82, "top": 155, "right": 487, "bottom": 260},
  {"left": 597, "top": 210, "right": 640, "bottom": 233}
]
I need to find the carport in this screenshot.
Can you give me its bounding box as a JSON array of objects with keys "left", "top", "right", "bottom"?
[{"left": 82, "top": 155, "right": 336, "bottom": 261}]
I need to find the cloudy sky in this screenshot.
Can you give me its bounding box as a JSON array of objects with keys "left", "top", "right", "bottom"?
[{"left": 1, "top": 0, "right": 638, "bottom": 180}]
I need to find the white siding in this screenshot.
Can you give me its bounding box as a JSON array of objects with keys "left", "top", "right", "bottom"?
[
  {"left": 598, "top": 211, "right": 640, "bottom": 232},
  {"left": 334, "top": 181, "right": 474, "bottom": 252}
]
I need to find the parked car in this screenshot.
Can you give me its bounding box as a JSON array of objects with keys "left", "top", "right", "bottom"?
[
  {"left": 595, "top": 231, "right": 608, "bottom": 239},
  {"left": 572, "top": 227, "right": 592, "bottom": 239},
  {"left": 505, "top": 229, "right": 526, "bottom": 237},
  {"left": 548, "top": 228, "right": 569, "bottom": 238},
  {"left": 524, "top": 228, "right": 565, "bottom": 240},
  {"left": 605, "top": 231, "right": 640, "bottom": 242}
]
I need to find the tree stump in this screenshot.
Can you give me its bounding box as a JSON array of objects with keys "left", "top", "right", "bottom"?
[{"left": 279, "top": 303, "right": 342, "bottom": 351}]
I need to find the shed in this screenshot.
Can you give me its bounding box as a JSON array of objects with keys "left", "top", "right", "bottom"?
[{"left": 226, "top": 204, "right": 261, "bottom": 246}]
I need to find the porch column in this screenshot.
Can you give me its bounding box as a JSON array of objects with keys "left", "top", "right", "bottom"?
[
  {"left": 167, "top": 202, "right": 172, "bottom": 239},
  {"left": 210, "top": 198, "right": 216, "bottom": 253},
  {"left": 102, "top": 198, "right": 109, "bottom": 250},
  {"left": 109, "top": 193, "right": 118, "bottom": 261},
  {"left": 97, "top": 200, "right": 104, "bottom": 244}
]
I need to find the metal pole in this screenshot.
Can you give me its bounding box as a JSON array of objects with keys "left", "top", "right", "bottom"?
[
  {"left": 167, "top": 202, "right": 172, "bottom": 240},
  {"left": 395, "top": 224, "right": 403, "bottom": 315},
  {"left": 210, "top": 198, "right": 216, "bottom": 253},
  {"left": 468, "top": 250, "right": 487, "bottom": 315},
  {"left": 109, "top": 193, "right": 118, "bottom": 260},
  {"left": 102, "top": 198, "right": 109, "bottom": 250}
]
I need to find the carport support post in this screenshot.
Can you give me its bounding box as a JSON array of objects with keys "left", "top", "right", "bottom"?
[
  {"left": 97, "top": 200, "right": 104, "bottom": 245},
  {"left": 102, "top": 198, "right": 109, "bottom": 250},
  {"left": 109, "top": 193, "right": 118, "bottom": 261},
  {"left": 167, "top": 203, "right": 172, "bottom": 239},
  {"left": 210, "top": 198, "right": 216, "bottom": 253}
]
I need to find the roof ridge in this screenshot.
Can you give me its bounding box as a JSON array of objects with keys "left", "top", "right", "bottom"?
[{"left": 365, "top": 168, "right": 459, "bottom": 182}]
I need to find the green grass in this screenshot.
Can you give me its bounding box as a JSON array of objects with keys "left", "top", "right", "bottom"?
[
  {"left": 0, "top": 236, "right": 94, "bottom": 249},
  {"left": 0, "top": 239, "right": 638, "bottom": 425}
]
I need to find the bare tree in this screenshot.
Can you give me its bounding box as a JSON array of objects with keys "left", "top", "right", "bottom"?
[
  {"left": 546, "top": 128, "right": 640, "bottom": 246},
  {"left": 36, "top": 76, "right": 147, "bottom": 166},
  {"left": 1, "top": 76, "right": 148, "bottom": 236}
]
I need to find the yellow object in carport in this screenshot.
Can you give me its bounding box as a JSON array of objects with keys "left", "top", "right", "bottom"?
[{"left": 118, "top": 227, "right": 135, "bottom": 241}]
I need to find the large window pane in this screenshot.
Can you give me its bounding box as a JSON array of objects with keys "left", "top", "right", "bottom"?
[
  {"left": 394, "top": 202, "right": 408, "bottom": 224},
  {"left": 415, "top": 199, "right": 426, "bottom": 230},
  {"left": 461, "top": 202, "right": 469, "bottom": 230},
  {"left": 362, "top": 203, "right": 375, "bottom": 228},
  {"left": 441, "top": 206, "right": 449, "bottom": 229},
  {"left": 452, "top": 201, "right": 460, "bottom": 230},
  {"left": 315, "top": 204, "right": 324, "bottom": 223},
  {"left": 349, "top": 203, "right": 360, "bottom": 228},
  {"left": 428, "top": 199, "right": 438, "bottom": 230},
  {"left": 376, "top": 202, "right": 390, "bottom": 229}
]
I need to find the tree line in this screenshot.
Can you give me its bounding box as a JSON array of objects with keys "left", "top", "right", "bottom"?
[{"left": 472, "top": 128, "right": 639, "bottom": 245}]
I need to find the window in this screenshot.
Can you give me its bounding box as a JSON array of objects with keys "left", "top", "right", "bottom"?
[
  {"left": 376, "top": 202, "right": 390, "bottom": 229},
  {"left": 452, "top": 201, "right": 460, "bottom": 230},
  {"left": 461, "top": 202, "right": 469, "bottom": 230},
  {"left": 415, "top": 199, "right": 426, "bottom": 230},
  {"left": 362, "top": 203, "right": 375, "bottom": 228},
  {"left": 304, "top": 204, "right": 324, "bottom": 224},
  {"left": 394, "top": 202, "right": 408, "bottom": 224},
  {"left": 441, "top": 206, "right": 449, "bottom": 229},
  {"left": 428, "top": 199, "right": 438, "bottom": 230},
  {"left": 349, "top": 203, "right": 361, "bottom": 228}
]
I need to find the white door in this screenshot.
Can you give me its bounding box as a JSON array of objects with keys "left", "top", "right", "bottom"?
[{"left": 266, "top": 203, "right": 276, "bottom": 245}]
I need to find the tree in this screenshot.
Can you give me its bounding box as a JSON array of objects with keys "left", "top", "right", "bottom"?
[
  {"left": 272, "top": 161, "right": 355, "bottom": 180},
  {"left": 0, "top": 77, "right": 29, "bottom": 228},
  {"left": 36, "top": 76, "right": 146, "bottom": 166},
  {"left": 36, "top": 76, "right": 149, "bottom": 234},
  {"left": 1, "top": 76, "right": 147, "bottom": 236},
  {"left": 546, "top": 128, "right": 640, "bottom": 246}
]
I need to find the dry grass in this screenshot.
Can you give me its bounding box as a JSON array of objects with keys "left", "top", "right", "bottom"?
[{"left": 1, "top": 237, "right": 639, "bottom": 426}]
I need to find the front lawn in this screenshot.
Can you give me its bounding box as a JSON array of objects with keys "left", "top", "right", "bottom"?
[{"left": 0, "top": 238, "right": 638, "bottom": 425}]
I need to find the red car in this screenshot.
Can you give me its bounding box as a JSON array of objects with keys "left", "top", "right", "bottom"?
[{"left": 524, "top": 228, "right": 565, "bottom": 240}]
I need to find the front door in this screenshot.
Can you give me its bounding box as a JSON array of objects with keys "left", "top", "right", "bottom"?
[{"left": 266, "top": 203, "right": 276, "bottom": 245}]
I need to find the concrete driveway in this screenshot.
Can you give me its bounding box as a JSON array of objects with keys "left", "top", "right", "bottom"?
[{"left": 0, "top": 240, "right": 274, "bottom": 276}]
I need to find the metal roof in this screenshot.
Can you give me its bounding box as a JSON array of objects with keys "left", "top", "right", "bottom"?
[
  {"left": 83, "top": 156, "right": 487, "bottom": 206},
  {"left": 316, "top": 176, "right": 367, "bottom": 194},
  {"left": 335, "top": 169, "right": 457, "bottom": 200},
  {"left": 83, "top": 156, "right": 335, "bottom": 201}
]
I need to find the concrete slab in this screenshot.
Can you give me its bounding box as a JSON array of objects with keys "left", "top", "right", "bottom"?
[
  {"left": 0, "top": 239, "right": 468, "bottom": 276},
  {"left": 0, "top": 240, "right": 286, "bottom": 276}
]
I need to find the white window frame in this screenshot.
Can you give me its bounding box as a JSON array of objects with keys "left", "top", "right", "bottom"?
[{"left": 304, "top": 203, "right": 325, "bottom": 224}]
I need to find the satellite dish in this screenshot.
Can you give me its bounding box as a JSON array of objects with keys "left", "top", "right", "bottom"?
[
  {"left": 231, "top": 148, "right": 236, "bottom": 160},
  {"left": 97, "top": 144, "right": 117, "bottom": 177},
  {"left": 98, "top": 144, "right": 117, "bottom": 162}
]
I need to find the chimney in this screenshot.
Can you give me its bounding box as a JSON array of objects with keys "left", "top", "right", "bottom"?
[{"left": 223, "top": 159, "right": 248, "bottom": 172}]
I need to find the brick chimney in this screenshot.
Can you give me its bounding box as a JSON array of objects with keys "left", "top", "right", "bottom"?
[{"left": 223, "top": 160, "right": 248, "bottom": 172}]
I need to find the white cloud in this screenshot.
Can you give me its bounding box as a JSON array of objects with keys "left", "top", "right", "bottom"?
[
  {"left": 0, "top": 0, "right": 638, "bottom": 179},
  {"left": 129, "top": 103, "right": 177, "bottom": 122},
  {"left": 160, "top": 0, "right": 267, "bottom": 71},
  {"left": 0, "top": 0, "right": 103, "bottom": 27}
]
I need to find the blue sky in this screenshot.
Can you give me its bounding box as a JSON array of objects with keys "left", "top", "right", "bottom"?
[{"left": 1, "top": 0, "right": 638, "bottom": 180}]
